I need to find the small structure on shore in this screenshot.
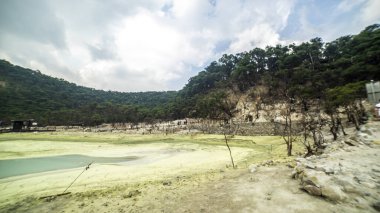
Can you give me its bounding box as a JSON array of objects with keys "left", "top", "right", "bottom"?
[
  {"left": 366, "top": 80, "right": 380, "bottom": 104},
  {"left": 375, "top": 101, "right": 380, "bottom": 120},
  {"left": 11, "top": 119, "right": 36, "bottom": 132}
]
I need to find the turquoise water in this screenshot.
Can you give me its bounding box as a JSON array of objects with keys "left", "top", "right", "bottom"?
[{"left": 0, "top": 155, "right": 139, "bottom": 179}]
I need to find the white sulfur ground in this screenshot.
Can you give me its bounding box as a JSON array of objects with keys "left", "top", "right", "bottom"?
[{"left": 0, "top": 140, "right": 252, "bottom": 207}]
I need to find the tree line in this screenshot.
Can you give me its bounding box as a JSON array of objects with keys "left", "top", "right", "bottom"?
[
  {"left": 0, "top": 24, "right": 379, "bottom": 129},
  {"left": 179, "top": 24, "right": 379, "bottom": 156}
]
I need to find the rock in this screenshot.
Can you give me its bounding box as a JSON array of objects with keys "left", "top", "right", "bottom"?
[
  {"left": 163, "top": 181, "right": 172, "bottom": 186},
  {"left": 362, "top": 129, "right": 373, "bottom": 136},
  {"left": 361, "top": 181, "right": 377, "bottom": 189},
  {"left": 321, "top": 143, "right": 328, "bottom": 148},
  {"left": 324, "top": 167, "right": 335, "bottom": 175},
  {"left": 124, "top": 190, "right": 141, "bottom": 198},
  {"left": 303, "top": 178, "right": 318, "bottom": 187},
  {"left": 344, "top": 140, "right": 356, "bottom": 146},
  {"left": 372, "top": 202, "right": 380, "bottom": 211},
  {"left": 262, "top": 160, "right": 274, "bottom": 166},
  {"left": 295, "top": 157, "right": 305, "bottom": 163},
  {"left": 343, "top": 147, "right": 352, "bottom": 152},
  {"left": 320, "top": 154, "right": 329, "bottom": 158},
  {"left": 315, "top": 166, "right": 326, "bottom": 172},
  {"left": 295, "top": 165, "right": 305, "bottom": 174},
  {"left": 287, "top": 162, "right": 297, "bottom": 168},
  {"left": 360, "top": 126, "right": 367, "bottom": 131},
  {"left": 298, "top": 171, "right": 306, "bottom": 180},
  {"left": 293, "top": 166, "right": 304, "bottom": 179},
  {"left": 265, "top": 192, "right": 272, "bottom": 200},
  {"left": 303, "top": 185, "right": 322, "bottom": 196},
  {"left": 248, "top": 164, "right": 257, "bottom": 173},
  {"left": 349, "top": 136, "right": 359, "bottom": 142},
  {"left": 305, "top": 163, "right": 316, "bottom": 169},
  {"left": 305, "top": 156, "right": 316, "bottom": 161},
  {"left": 343, "top": 185, "right": 365, "bottom": 195},
  {"left": 354, "top": 198, "right": 368, "bottom": 209},
  {"left": 321, "top": 185, "right": 347, "bottom": 202},
  {"left": 291, "top": 170, "right": 297, "bottom": 179},
  {"left": 335, "top": 178, "right": 355, "bottom": 189},
  {"left": 301, "top": 170, "right": 328, "bottom": 188},
  {"left": 316, "top": 149, "right": 324, "bottom": 155},
  {"left": 314, "top": 164, "right": 335, "bottom": 175},
  {"left": 353, "top": 176, "right": 361, "bottom": 184},
  {"left": 249, "top": 177, "right": 259, "bottom": 182}
]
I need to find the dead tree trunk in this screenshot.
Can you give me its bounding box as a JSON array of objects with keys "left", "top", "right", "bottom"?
[
  {"left": 345, "top": 105, "right": 360, "bottom": 130},
  {"left": 282, "top": 108, "right": 294, "bottom": 156},
  {"left": 301, "top": 114, "right": 313, "bottom": 156},
  {"left": 223, "top": 131, "right": 235, "bottom": 168},
  {"left": 336, "top": 115, "right": 347, "bottom": 136},
  {"left": 329, "top": 113, "right": 339, "bottom": 141}
]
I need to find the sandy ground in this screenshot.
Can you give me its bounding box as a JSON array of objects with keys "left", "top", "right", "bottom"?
[
  {"left": 0, "top": 139, "right": 253, "bottom": 211},
  {"left": 1, "top": 125, "right": 379, "bottom": 213}
]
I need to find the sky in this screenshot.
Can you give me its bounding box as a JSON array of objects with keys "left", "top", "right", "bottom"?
[{"left": 0, "top": 0, "right": 379, "bottom": 92}]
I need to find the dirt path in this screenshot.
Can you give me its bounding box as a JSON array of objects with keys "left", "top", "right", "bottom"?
[
  {"left": 170, "top": 166, "right": 342, "bottom": 213},
  {"left": 5, "top": 163, "right": 369, "bottom": 213}
]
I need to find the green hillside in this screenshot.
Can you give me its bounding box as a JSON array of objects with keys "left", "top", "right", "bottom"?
[
  {"left": 175, "top": 24, "right": 380, "bottom": 119},
  {"left": 0, "top": 61, "right": 176, "bottom": 125},
  {"left": 1, "top": 24, "right": 379, "bottom": 126}
]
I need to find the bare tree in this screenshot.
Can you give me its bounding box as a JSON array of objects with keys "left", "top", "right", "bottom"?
[
  {"left": 218, "top": 90, "right": 241, "bottom": 168},
  {"left": 222, "top": 123, "right": 236, "bottom": 168},
  {"left": 299, "top": 101, "right": 327, "bottom": 156},
  {"left": 216, "top": 87, "right": 246, "bottom": 168},
  {"left": 279, "top": 97, "right": 298, "bottom": 156}
]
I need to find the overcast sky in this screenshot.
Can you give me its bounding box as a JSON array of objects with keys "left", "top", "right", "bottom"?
[{"left": 0, "top": 0, "right": 379, "bottom": 92}]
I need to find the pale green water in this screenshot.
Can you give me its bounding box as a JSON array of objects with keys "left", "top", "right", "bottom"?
[{"left": 0, "top": 155, "right": 139, "bottom": 179}]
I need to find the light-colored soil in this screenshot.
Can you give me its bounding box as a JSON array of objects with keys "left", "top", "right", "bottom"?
[
  {"left": 0, "top": 123, "right": 379, "bottom": 213},
  {"left": 0, "top": 140, "right": 252, "bottom": 208}
]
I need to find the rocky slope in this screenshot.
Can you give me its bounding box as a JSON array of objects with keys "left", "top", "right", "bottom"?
[{"left": 293, "top": 121, "right": 380, "bottom": 211}]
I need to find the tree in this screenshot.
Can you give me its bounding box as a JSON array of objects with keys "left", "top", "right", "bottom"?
[
  {"left": 326, "top": 82, "right": 366, "bottom": 131},
  {"left": 195, "top": 90, "right": 240, "bottom": 168},
  {"left": 299, "top": 100, "right": 328, "bottom": 156}
]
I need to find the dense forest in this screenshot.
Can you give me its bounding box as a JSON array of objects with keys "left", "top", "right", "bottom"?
[
  {"left": 175, "top": 24, "right": 380, "bottom": 119},
  {"left": 0, "top": 24, "right": 379, "bottom": 126},
  {"left": 0, "top": 62, "right": 177, "bottom": 125}
]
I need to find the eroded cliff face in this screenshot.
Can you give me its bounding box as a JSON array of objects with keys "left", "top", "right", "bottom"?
[
  {"left": 232, "top": 85, "right": 370, "bottom": 125},
  {"left": 232, "top": 86, "right": 310, "bottom": 124}
]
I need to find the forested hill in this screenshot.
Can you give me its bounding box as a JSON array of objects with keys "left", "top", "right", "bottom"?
[
  {"left": 0, "top": 60, "right": 176, "bottom": 125},
  {"left": 1, "top": 24, "right": 379, "bottom": 126},
  {"left": 172, "top": 24, "right": 380, "bottom": 119}
]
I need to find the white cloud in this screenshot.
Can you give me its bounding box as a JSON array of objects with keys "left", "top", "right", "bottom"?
[
  {"left": 228, "top": 24, "right": 283, "bottom": 53},
  {"left": 282, "top": 0, "right": 380, "bottom": 43},
  {"left": 1, "top": 0, "right": 375, "bottom": 92},
  {"left": 337, "top": 0, "right": 366, "bottom": 12},
  {"left": 360, "top": 0, "right": 380, "bottom": 23},
  {"left": 0, "top": 0, "right": 297, "bottom": 91},
  {"left": 77, "top": 8, "right": 217, "bottom": 91}
]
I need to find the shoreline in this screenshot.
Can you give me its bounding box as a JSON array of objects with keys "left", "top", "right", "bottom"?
[
  {"left": 0, "top": 135, "right": 259, "bottom": 209},
  {"left": 2, "top": 124, "right": 378, "bottom": 212}
]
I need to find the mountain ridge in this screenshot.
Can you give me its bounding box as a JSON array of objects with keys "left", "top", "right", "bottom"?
[{"left": 1, "top": 24, "right": 379, "bottom": 126}]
